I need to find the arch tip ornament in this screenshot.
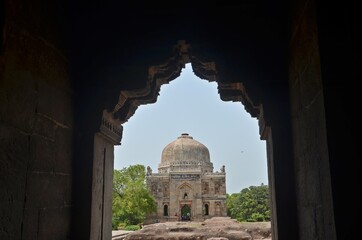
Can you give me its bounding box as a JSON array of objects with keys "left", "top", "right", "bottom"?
[{"left": 99, "top": 110, "right": 123, "bottom": 145}]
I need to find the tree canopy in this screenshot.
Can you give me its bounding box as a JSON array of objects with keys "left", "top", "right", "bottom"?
[
  {"left": 112, "top": 164, "right": 156, "bottom": 229},
  {"left": 226, "top": 183, "right": 270, "bottom": 222}
]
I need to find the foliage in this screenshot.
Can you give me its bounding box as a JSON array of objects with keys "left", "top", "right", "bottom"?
[
  {"left": 226, "top": 183, "right": 270, "bottom": 222},
  {"left": 117, "top": 222, "right": 127, "bottom": 230},
  {"left": 112, "top": 217, "right": 122, "bottom": 230},
  {"left": 112, "top": 164, "right": 157, "bottom": 229},
  {"left": 226, "top": 192, "right": 240, "bottom": 218},
  {"left": 124, "top": 225, "right": 141, "bottom": 231}
]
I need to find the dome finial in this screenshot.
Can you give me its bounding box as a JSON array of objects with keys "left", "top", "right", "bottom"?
[{"left": 179, "top": 133, "right": 192, "bottom": 139}]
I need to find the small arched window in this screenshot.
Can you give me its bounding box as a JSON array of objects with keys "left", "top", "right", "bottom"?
[
  {"left": 184, "top": 193, "right": 188, "bottom": 199},
  {"left": 204, "top": 204, "right": 209, "bottom": 215},
  {"left": 215, "top": 202, "right": 221, "bottom": 216},
  {"left": 164, "top": 205, "right": 169, "bottom": 216}
]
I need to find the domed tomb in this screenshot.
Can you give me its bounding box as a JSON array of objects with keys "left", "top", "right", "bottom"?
[
  {"left": 158, "top": 133, "right": 214, "bottom": 173},
  {"left": 146, "top": 133, "right": 227, "bottom": 223}
]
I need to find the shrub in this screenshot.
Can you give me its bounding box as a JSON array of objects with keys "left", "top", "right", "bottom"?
[
  {"left": 112, "top": 217, "right": 122, "bottom": 230},
  {"left": 251, "top": 213, "right": 265, "bottom": 222},
  {"left": 125, "top": 225, "right": 141, "bottom": 231},
  {"left": 117, "top": 222, "right": 127, "bottom": 230},
  {"left": 246, "top": 218, "right": 257, "bottom": 222}
]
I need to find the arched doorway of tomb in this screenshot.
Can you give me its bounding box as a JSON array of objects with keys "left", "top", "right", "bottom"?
[
  {"left": 177, "top": 182, "right": 194, "bottom": 220},
  {"left": 181, "top": 204, "right": 191, "bottom": 221}
]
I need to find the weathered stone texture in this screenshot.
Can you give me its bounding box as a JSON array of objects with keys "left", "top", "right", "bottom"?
[
  {"left": 0, "top": 2, "right": 73, "bottom": 239},
  {"left": 21, "top": 208, "right": 39, "bottom": 240},
  {"left": 90, "top": 133, "right": 114, "bottom": 240},
  {"left": 125, "top": 217, "right": 270, "bottom": 240},
  {"left": 0, "top": 125, "right": 29, "bottom": 239},
  {"left": 288, "top": 0, "right": 336, "bottom": 239},
  {"left": 25, "top": 172, "right": 71, "bottom": 209},
  {"left": 37, "top": 207, "right": 71, "bottom": 240},
  {"left": 29, "top": 128, "right": 73, "bottom": 174},
  {"left": 37, "top": 82, "right": 73, "bottom": 128}
]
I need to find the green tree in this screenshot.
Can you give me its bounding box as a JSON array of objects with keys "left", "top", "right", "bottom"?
[
  {"left": 112, "top": 164, "right": 156, "bottom": 229},
  {"left": 226, "top": 183, "right": 270, "bottom": 222},
  {"left": 226, "top": 193, "right": 242, "bottom": 219}
]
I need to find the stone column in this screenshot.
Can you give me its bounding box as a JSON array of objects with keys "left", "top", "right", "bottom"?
[
  {"left": 90, "top": 110, "right": 123, "bottom": 240},
  {"left": 289, "top": 0, "right": 336, "bottom": 239}
]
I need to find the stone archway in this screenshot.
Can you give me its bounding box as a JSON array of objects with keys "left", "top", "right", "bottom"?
[
  {"left": 92, "top": 40, "right": 275, "bottom": 240},
  {"left": 181, "top": 204, "right": 191, "bottom": 221},
  {"left": 1, "top": 1, "right": 349, "bottom": 239}
]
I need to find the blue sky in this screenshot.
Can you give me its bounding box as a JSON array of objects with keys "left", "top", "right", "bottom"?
[{"left": 114, "top": 63, "right": 268, "bottom": 194}]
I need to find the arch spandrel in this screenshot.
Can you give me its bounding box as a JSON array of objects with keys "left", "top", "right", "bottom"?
[
  {"left": 177, "top": 183, "right": 194, "bottom": 200},
  {"left": 177, "top": 182, "right": 193, "bottom": 191},
  {"left": 105, "top": 40, "right": 267, "bottom": 140}
]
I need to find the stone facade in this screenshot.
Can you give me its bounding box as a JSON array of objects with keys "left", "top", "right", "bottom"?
[{"left": 146, "top": 133, "right": 227, "bottom": 223}]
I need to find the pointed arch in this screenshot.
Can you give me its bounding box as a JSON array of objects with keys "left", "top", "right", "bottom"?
[
  {"left": 204, "top": 203, "right": 209, "bottom": 216},
  {"left": 104, "top": 40, "right": 266, "bottom": 140},
  {"left": 163, "top": 204, "right": 169, "bottom": 216},
  {"left": 97, "top": 39, "right": 273, "bottom": 238},
  {"left": 177, "top": 182, "right": 193, "bottom": 191}
]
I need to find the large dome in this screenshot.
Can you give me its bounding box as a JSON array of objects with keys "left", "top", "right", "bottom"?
[{"left": 158, "top": 133, "right": 214, "bottom": 173}]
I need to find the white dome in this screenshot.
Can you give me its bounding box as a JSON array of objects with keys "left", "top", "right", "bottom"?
[{"left": 158, "top": 133, "right": 213, "bottom": 173}]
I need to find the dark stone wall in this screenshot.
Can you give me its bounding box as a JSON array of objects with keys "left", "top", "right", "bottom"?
[
  {"left": 317, "top": 1, "right": 360, "bottom": 239},
  {"left": 0, "top": 1, "right": 72, "bottom": 239},
  {"left": 289, "top": 0, "right": 336, "bottom": 238},
  {"left": 0, "top": 0, "right": 359, "bottom": 239}
]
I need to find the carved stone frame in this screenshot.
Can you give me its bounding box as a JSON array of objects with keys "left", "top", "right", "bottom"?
[{"left": 90, "top": 40, "right": 277, "bottom": 240}]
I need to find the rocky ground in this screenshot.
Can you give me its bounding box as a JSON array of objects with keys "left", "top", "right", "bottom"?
[{"left": 121, "top": 217, "right": 271, "bottom": 240}]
